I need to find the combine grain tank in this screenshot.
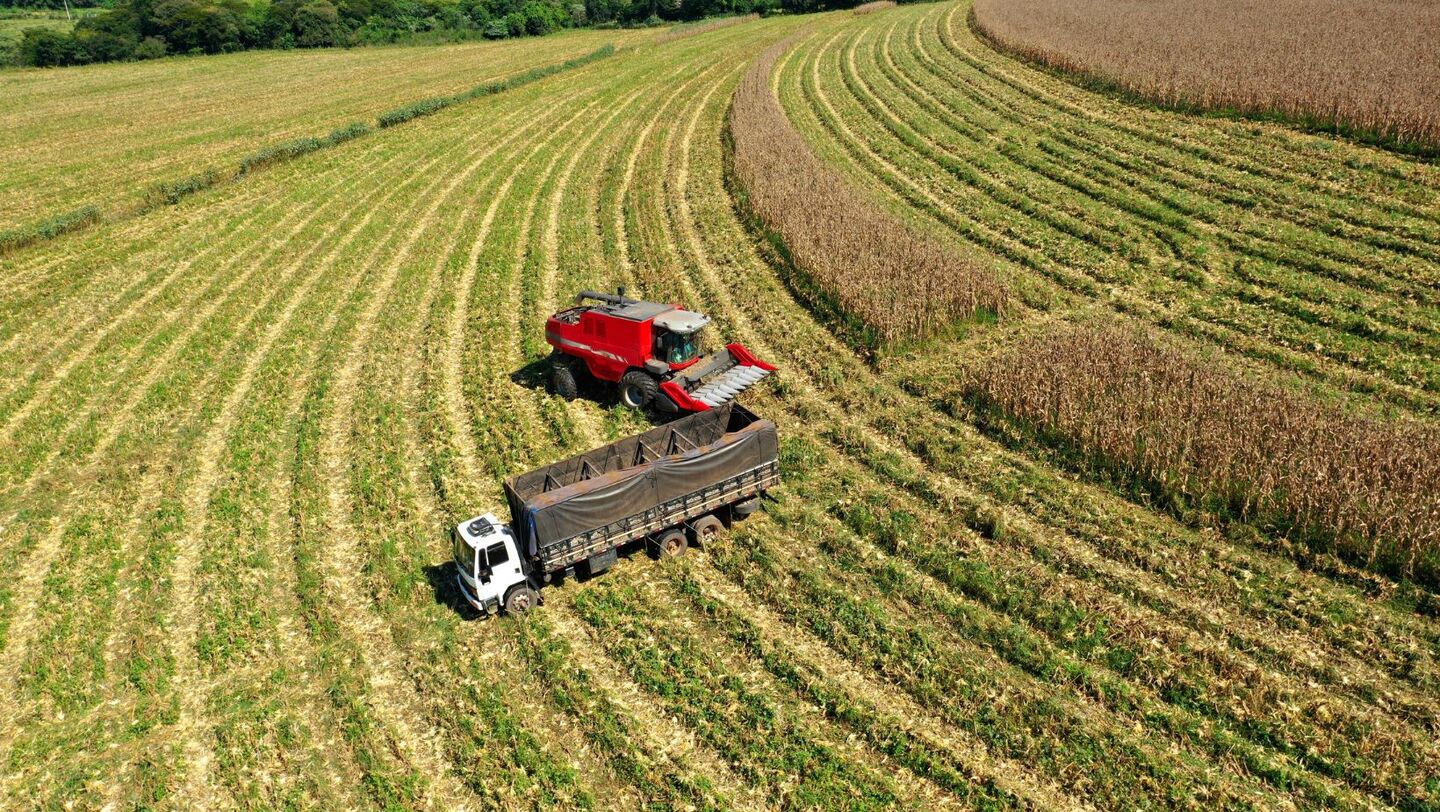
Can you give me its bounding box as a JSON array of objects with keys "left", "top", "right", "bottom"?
[{"left": 453, "top": 403, "right": 779, "bottom": 615}]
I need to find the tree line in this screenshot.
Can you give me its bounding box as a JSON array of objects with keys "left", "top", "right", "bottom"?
[{"left": 8, "top": 0, "right": 864, "bottom": 67}]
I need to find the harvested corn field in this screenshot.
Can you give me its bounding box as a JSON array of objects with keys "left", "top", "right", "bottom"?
[{"left": 1, "top": 1, "right": 1437, "bottom": 809}]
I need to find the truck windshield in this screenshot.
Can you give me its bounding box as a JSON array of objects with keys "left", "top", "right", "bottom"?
[
  {"left": 453, "top": 532, "right": 477, "bottom": 576},
  {"left": 656, "top": 329, "right": 701, "bottom": 365}
]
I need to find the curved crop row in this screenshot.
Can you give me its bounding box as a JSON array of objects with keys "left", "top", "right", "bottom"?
[
  {"left": 969, "top": 321, "right": 1440, "bottom": 586},
  {"left": 2, "top": 6, "right": 1438, "bottom": 809},
  {"left": 971, "top": 0, "right": 1440, "bottom": 154},
  {"left": 729, "top": 36, "right": 1006, "bottom": 347},
  {"left": 775, "top": 2, "right": 1440, "bottom": 413}
]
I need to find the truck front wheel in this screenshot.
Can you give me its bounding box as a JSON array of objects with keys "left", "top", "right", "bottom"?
[
  {"left": 619, "top": 371, "right": 657, "bottom": 409},
  {"left": 504, "top": 584, "right": 539, "bottom": 615}
]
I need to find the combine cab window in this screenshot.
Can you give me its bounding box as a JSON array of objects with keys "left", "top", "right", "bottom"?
[{"left": 656, "top": 329, "right": 701, "bottom": 365}]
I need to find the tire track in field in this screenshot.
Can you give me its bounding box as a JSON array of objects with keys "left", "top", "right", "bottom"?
[
  {"left": 527, "top": 61, "right": 776, "bottom": 806},
  {"left": 643, "top": 59, "right": 1085, "bottom": 808},
  {"left": 310, "top": 88, "right": 601, "bottom": 809},
  {"left": 806, "top": 20, "right": 1440, "bottom": 755},
  {"left": 0, "top": 186, "right": 283, "bottom": 406},
  {"left": 0, "top": 148, "right": 410, "bottom": 782}
]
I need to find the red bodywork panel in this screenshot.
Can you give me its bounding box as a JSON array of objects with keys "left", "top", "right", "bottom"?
[{"left": 545, "top": 307, "right": 673, "bottom": 382}]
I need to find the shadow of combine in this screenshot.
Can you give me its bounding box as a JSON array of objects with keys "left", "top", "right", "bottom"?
[{"left": 510, "top": 355, "right": 687, "bottom": 425}]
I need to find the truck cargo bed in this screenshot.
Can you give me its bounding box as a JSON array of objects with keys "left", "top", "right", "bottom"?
[{"left": 505, "top": 403, "right": 779, "bottom": 574}]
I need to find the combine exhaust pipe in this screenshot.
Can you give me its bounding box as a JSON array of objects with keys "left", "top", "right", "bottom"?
[{"left": 576, "top": 287, "right": 634, "bottom": 306}]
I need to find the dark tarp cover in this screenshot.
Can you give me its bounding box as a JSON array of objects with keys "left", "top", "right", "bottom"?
[{"left": 504, "top": 403, "right": 777, "bottom": 552}]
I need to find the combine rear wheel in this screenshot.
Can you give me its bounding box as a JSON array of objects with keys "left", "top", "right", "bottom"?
[
  {"left": 619, "top": 371, "right": 657, "bottom": 409},
  {"left": 550, "top": 354, "right": 579, "bottom": 400}
]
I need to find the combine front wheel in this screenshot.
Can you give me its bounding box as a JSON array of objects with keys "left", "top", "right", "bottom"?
[{"left": 619, "top": 371, "right": 657, "bottom": 409}]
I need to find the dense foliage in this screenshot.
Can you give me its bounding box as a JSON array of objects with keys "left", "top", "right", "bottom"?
[{"left": 9, "top": 0, "right": 854, "bottom": 66}]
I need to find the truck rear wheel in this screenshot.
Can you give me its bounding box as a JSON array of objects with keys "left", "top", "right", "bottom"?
[
  {"left": 655, "top": 528, "right": 688, "bottom": 559},
  {"left": 689, "top": 514, "right": 724, "bottom": 547},
  {"left": 619, "top": 371, "right": 657, "bottom": 409},
  {"left": 551, "top": 355, "right": 579, "bottom": 400},
  {"left": 731, "top": 497, "right": 760, "bottom": 521},
  {"left": 504, "top": 584, "right": 539, "bottom": 615}
]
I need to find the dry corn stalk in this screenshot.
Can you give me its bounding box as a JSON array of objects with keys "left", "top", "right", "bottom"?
[
  {"left": 729, "top": 38, "right": 1007, "bottom": 345},
  {"left": 971, "top": 322, "right": 1440, "bottom": 585},
  {"left": 972, "top": 0, "right": 1440, "bottom": 150}
]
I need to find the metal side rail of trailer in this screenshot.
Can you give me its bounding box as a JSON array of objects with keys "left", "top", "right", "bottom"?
[{"left": 537, "top": 459, "right": 779, "bottom": 573}]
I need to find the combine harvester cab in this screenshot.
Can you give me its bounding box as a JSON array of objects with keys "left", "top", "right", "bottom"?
[
  {"left": 544, "top": 288, "right": 776, "bottom": 413},
  {"left": 453, "top": 403, "right": 780, "bottom": 616}
]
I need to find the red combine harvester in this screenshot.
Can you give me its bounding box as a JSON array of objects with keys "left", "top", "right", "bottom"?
[{"left": 545, "top": 289, "right": 775, "bottom": 413}]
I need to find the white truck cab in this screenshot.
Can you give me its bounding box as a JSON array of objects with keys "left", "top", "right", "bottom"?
[{"left": 453, "top": 513, "right": 536, "bottom": 615}]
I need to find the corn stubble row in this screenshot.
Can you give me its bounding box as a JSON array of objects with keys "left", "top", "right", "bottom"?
[
  {"left": 972, "top": 0, "right": 1440, "bottom": 151},
  {"left": 654, "top": 14, "right": 759, "bottom": 45},
  {"left": 970, "top": 323, "right": 1440, "bottom": 586},
  {"left": 852, "top": 1, "right": 896, "bottom": 15},
  {"left": 729, "top": 40, "right": 1006, "bottom": 345}
]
